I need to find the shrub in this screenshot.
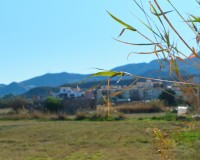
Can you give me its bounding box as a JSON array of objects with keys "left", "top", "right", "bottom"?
[
  {"left": 75, "top": 111, "right": 126, "bottom": 121},
  {"left": 75, "top": 111, "right": 89, "bottom": 120},
  {"left": 8, "top": 97, "right": 30, "bottom": 113},
  {"left": 89, "top": 113, "right": 109, "bottom": 121},
  {"left": 57, "top": 114, "right": 68, "bottom": 121},
  {"left": 45, "top": 97, "right": 63, "bottom": 113}
]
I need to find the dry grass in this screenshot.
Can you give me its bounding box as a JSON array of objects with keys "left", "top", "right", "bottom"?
[
  {"left": 0, "top": 109, "right": 70, "bottom": 121},
  {"left": 0, "top": 108, "right": 14, "bottom": 115},
  {"left": 115, "top": 101, "right": 165, "bottom": 114},
  {"left": 0, "top": 119, "right": 199, "bottom": 160}
]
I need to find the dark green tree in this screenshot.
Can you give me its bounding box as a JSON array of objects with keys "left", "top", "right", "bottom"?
[
  {"left": 158, "top": 89, "right": 176, "bottom": 106},
  {"left": 45, "top": 97, "right": 63, "bottom": 112}
]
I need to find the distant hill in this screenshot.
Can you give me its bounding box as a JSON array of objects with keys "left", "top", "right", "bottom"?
[
  {"left": 0, "top": 82, "right": 29, "bottom": 97},
  {"left": 22, "top": 87, "right": 59, "bottom": 99},
  {"left": 0, "top": 84, "right": 6, "bottom": 88},
  {"left": 0, "top": 54, "right": 199, "bottom": 97},
  {"left": 20, "top": 72, "right": 88, "bottom": 87},
  {"left": 0, "top": 73, "right": 87, "bottom": 97}
]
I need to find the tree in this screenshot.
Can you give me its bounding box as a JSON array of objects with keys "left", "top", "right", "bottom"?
[
  {"left": 158, "top": 89, "right": 176, "bottom": 106},
  {"left": 45, "top": 97, "right": 63, "bottom": 113}
]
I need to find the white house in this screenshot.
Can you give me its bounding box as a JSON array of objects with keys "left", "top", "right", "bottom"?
[{"left": 57, "top": 87, "right": 85, "bottom": 99}]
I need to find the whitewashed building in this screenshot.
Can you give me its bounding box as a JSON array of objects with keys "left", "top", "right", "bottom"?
[{"left": 56, "top": 87, "right": 85, "bottom": 99}]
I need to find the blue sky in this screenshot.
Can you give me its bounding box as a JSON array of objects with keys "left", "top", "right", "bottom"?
[{"left": 0, "top": 0, "right": 199, "bottom": 84}]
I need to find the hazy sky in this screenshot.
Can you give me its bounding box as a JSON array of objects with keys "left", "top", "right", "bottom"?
[{"left": 0, "top": 0, "right": 199, "bottom": 84}]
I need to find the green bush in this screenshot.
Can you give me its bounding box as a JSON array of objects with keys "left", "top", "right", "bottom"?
[{"left": 45, "top": 97, "right": 63, "bottom": 113}]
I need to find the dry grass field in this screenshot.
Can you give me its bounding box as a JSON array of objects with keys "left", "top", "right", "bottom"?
[{"left": 0, "top": 116, "right": 200, "bottom": 160}]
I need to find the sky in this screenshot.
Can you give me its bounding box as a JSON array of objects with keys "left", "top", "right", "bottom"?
[{"left": 0, "top": 0, "right": 199, "bottom": 84}]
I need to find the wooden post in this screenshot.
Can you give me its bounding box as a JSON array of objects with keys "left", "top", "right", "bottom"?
[{"left": 107, "top": 79, "right": 111, "bottom": 118}]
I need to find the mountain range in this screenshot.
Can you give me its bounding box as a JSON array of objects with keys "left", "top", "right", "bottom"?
[
  {"left": 0, "top": 55, "right": 199, "bottom": 97},
  {"left": 0, "top": 73, "right": 87, "bottom": 97}
]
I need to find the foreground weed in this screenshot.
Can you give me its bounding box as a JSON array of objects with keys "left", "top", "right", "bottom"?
[{"left": 152, "top": 128, "right": 173, "bottom": 160}]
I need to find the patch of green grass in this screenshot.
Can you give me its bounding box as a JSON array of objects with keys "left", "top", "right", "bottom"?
[
  {"left": 151, "top": 113, "right": 177, "bottom": 121},
  {"left": 172, "top": 127, "right": 200, "bottom": 160},
  {"left": 151, "top": 113, "right": 194, "bottom": 122},
  {"left": 174, "top": 131, "right": 200, "bottom": 143}
]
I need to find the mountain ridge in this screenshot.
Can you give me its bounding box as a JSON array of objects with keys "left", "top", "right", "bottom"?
[
  {"left": 20, "top": 72, "right": 88, "bottom": 87},
  {"left": 0, "top": 55, "right": 199, "bottom": 97}
]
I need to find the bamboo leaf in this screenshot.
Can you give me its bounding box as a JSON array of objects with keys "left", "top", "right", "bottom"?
[
  {"left": 128, "top": 49, "right": 167, "bottom": 60},
  {"left": 154, "top": 45, "right": 158, "bottom": 57},
  {"left": 150, "top": 2, "right": 173, "bottom": 17},
  {"left": 114, "top": 38, "right": 157, "bottom": 46},
  {"left": 77, "top": 70, "right": 131, "bottom": 91},
  {"left": 154, "top": 46, "right": 164, "bottom": 67},
  {"left": 151, "top": 10, "right": 173, "bottom": 16},
  {"left": 149, "top": 2, "right": 167, "bottom": 33},
  {"left": 150, "top": 3, "right": 158, "bottom": 15},
  {"left": 132, "top": 0, "right": 165, "bottom": 41},
  {"left": 190, "top": 19, "right": 198, "bottom": 32},
  {"left": 173, "top": 61, "right": 181, "bottom": 78},
  {"left": 85, "top": 70, "right": 131, "bottom": 80},
  {"left": 119, "top": 28, "right": 126, "bottom": 37},
  {"left": 129, "top": 49, "right": 167, "bottom": 55},
  {"left": 169, "top": 58, "right": 180, "bottom": 78},
  {"left": 165, "top": 31, "right": 170, "bottom": 47},
  {"left": 107, "top": 11, "right": 137, "bottom": 32},
  {"left": 91, "top": 71, "right": 125, "bottom": 77},
  {"left": 188, "top": 15, "right": 200, "bottom": 23},
  {"left": 169, "top": 58, "right": 173, "bottom": 76}
]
